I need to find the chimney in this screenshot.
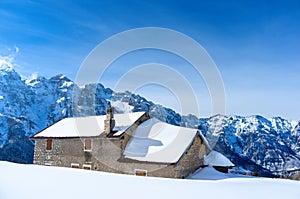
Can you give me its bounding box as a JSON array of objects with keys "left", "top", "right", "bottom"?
[{"left": 104, "top": 107, "right": 115, "bottom": 135}]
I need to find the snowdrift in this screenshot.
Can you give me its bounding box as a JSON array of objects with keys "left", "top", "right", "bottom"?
[{"left": 0, "top": 161, "right": 299, "bottom": 199}]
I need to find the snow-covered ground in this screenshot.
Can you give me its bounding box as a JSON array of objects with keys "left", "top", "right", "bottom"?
[
  {"left": 0, "top": 161, "right": 299, "bottom": 199},
  {"left": 188, "top": 166, "right": 253, "bottom": 180}
]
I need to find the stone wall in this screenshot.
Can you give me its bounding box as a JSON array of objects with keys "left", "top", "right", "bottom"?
[
  {"left": 177, "top": 135, "right": 209, "bottom": 178},
  {"left": 33, "top": 129, "right": 209, "bottom": 179},
  {"left": 33, "top": 137, "right": 178, "bottom": 177}
]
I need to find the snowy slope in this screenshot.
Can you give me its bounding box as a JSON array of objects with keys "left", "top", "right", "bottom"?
[
  {"left": 188, "top": 166, "right": 252, "bottom": 180},
  {"left": 0, "top": 161, "right": 299, "bottom": 199}
]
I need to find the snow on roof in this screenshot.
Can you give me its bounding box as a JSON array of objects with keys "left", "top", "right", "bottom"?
[
  {"left": 123, "top": 118, "right": 203, "bottom": 163},
  {"left": 204, "top": 150, "right": 234, "bottom": 167},
  {"left": 113, "top": 125, "right": 131, "bottom": 137},
  {"left": 32, "top": 112, "right": 145, "bottom": 138}
]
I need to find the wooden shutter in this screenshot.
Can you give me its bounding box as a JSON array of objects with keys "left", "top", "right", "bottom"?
[
  {"left": 71, "top": 164, "right": 79, "bottom": 169},
  {"left": 83, "top": 165, "right": 91, "bottom": 170},
  {"left": 135, "top": 170, "right": 147, "bottom": 176},
  {"left": 84, "top": 139, "right": 91, "bottom": 150},
  {"left": 46, "top": 139, "right": 52, "bottom": 150}
]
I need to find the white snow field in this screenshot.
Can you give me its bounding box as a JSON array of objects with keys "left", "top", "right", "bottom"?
[
  {"left": 188, "top": 166, "right": 253, "bottom": 180},
  {"left": 0, "top": 161, "right": 299, "bottom": 199}
]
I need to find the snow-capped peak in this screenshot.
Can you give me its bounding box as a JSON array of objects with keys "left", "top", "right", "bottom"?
[
  {"left": 0, "top": 56, "right": 14, "bottom": 72},
  {"left": 25, "top": 73, "right": 39, "bottom": 86},
  {"left": 0, "top": 47, "right": 19, "bottom": 72},
  {"left": 291, "top": 120, "right": 298, "bottom": 130}
]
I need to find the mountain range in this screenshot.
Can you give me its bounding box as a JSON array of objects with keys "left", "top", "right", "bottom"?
[{"left": 0, "top": 64, "right": 299, "bottom": 177}]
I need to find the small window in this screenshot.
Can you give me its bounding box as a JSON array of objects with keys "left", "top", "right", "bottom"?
[
  {"left": 83, "top": 164, "right": 92, "bottom": 170},
  {"left": 84, "top": 139, "right": 92, "bottom": 151},
  {"left": 134, "top": 169, "right": 147, "bottom": 176},
  {"left": 46, "top": 139, "right": 52, "bottom": 150},
  {"left": 71, "top": 163, "right": 80, "bottom": 169}
]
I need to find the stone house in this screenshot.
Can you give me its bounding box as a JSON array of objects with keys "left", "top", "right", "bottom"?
[{"left": 31, "top": 108, "right": 211, "bottom": 178}]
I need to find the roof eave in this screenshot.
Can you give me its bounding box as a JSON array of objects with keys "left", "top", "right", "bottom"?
[
  {"left": 118, "top": 156, "right": 176, "bottom": 165},
  {"left": 197, "top": 130, "right": 212, "bottom": 151},
  {"left": 119, "top": 112, "right": 149, "bottom": 139}
]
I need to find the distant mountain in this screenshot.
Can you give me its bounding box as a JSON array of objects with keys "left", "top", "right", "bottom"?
[
  {"left": 199, "top": 115, "right": 300, "bottom": 176},
  {"left": 0, "top": 64, "right": 299, "bottom": 176}
]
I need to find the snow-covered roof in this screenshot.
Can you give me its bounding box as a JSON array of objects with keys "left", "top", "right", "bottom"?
[
  {"left": 204, "top": 150, "right": 234, "bottom": 167},
  {"left": 32, "top": 112, "right": 145, "bottom": 138},
  {"left": 123, "top": 118, "right": 208, "bottom": 163}
]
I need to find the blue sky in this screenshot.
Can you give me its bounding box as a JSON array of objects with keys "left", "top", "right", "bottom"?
[{"left": 0, "top": 0, "right": 299, "bottom": 120}]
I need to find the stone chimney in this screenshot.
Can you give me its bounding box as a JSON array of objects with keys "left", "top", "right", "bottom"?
[{"left": 104, "top": 107, "right": 115, "bottom": 135}]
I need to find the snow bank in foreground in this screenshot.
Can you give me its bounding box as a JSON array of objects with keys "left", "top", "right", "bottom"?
[
  {"left": 0, "top": 161, "right": 299, "bottom": 199},
  {"left": 188, "top": 166, "right": 253, "bottom": 180}
]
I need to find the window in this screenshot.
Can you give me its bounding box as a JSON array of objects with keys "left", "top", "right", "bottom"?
[
  {"left": 44, "top": 162, "right": 52, "bottom": 166},
  {"left": 134, "top": 169, "right": 147, "bottom": 176},
  {"left": 83, "top": 164, "right": 92, "bottom": 170},
  {"left": 84, "top": 139, "right": 92, "bottom": 151},
  {"left": 71, "top": 163, "right": 80, "bottom": 169},
  {"left": 46, "top": 139, "right": 52, "bottom": 150}
]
